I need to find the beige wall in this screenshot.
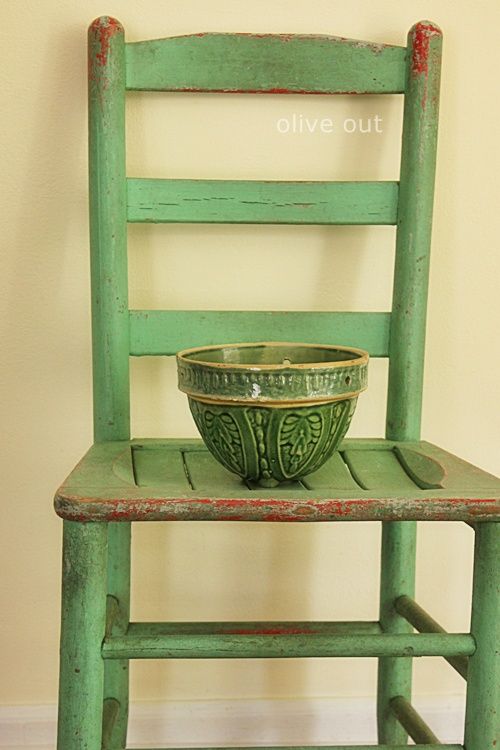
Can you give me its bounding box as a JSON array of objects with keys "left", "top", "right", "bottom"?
[{"left": 1, "top": 0, "right": 499, "bottom": 706}]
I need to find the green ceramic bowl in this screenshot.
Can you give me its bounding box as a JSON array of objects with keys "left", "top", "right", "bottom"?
[{"left": 177, "top": 342, "right": 368, "bottom": 487}]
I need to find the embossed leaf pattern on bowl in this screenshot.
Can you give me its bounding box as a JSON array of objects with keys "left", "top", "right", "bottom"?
[
  {"left": 188, "top": 397, "right": 358, "bottom": 486},
  {"left": 190, "top": 400, "right": 246, "bottom": 477},
  {"left": 279, "top": 411, "right": 322, "bottom": 474}
]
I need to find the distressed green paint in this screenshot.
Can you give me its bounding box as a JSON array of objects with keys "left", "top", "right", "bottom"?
[
  {"left": 129, "top": 311, "right": 391, "bottom": 357},
  {"left": 464, "top": 523, "right": 500, "bottom": 748},
  {"left": 57, "top": 521, "right": 108, "bottom": 750},
  {"left": 386, "top": 22, "right": 442, "bottom": 442},
  {"left": 101, "top": 698, "right": 120, "bottom": 750},
  {"left": 125, "top": 32, "right": 407, "bottom": 93},
  {"left": 127, "top": 620, "right": 382, "bottom": 635},
  {"left": 56, "top": 489, "right": 500, "bottom": 523},
  {"left": 342, "top": 449, "right": 417, "bottom": 491},
  {"left": 393, "top": 445, "right": 446, "bottom": 489},
  {"left": 377, "top": 521, "right": 417, "bottom": 744},
  {"left": 54, "top": 438, "right": 500, "bottom": 522},
  {"left": 102, "top": 630, "right": 474, "bottom": 660},
  {"left": 395, "top": 595, "right": 468, "bottom": 679},
  {"left": 57, "top": 17, "right": 130, "bottom": 750},
  {"left": 127, "top": 179, "right": 399, "bottom": 225},
  {"left": 88, "top": 17, "right": 130, "bottom": 442},
  {"left": 379, "top": 23, "right": 442, "bottom": 744},
  {"left": 389, "top": 696, "right": 440, "bottom": 744},
  {"left": 103, "top": 523, "right": 131, "bottom": 749}
]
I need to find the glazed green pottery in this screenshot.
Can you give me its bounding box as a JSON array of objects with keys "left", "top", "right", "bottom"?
[{"left": 177, "top": 342, "right": 368, "bottom": 486}]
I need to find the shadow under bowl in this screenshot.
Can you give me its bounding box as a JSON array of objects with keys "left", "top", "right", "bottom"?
[{"left": 177, "top": 342, "right": 368, "bottom": 487}]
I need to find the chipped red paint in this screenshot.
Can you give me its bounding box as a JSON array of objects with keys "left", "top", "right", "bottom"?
[
  {"left": 178, "top": 32, "right": 393, "bottom": 48},
  {"left": 184, "top": 32, "right": 289, "bottom": 40},
  {"left": 411, "top": 22, "right": 441, "bottom": 76},
  {"left": 249, "top": 33, "right": 295, "bottom": 42},
  {"left": 90, "top": 16, "right": 122, "bottom": 67},
  {"left": 55, "top": 490, "right": 500, "bottom": 524}
]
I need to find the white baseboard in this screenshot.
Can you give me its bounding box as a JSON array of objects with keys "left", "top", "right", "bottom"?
[{"left": 0, "top": 696, "right": 465, "bottom": 748}]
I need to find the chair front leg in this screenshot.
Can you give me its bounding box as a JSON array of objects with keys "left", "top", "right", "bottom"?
[
  {"left": 57, "top": 520, "right": 108, "bottom": 750},
  {"left": 464, "top": 521, "right": 500, "bottom": 748},
  {"left": 103, "top": 522, "right": 131, "bottom": 749},
  {"left": 377, "top": 520, "right": 417, "bottom": 743}
]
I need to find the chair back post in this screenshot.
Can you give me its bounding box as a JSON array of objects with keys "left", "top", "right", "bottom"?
[
  {"left": 88, "top": 17, "right": 130, "bottom": 442},
  {"left": 386, "top": 22, "right": 442, "bottom": 442}
]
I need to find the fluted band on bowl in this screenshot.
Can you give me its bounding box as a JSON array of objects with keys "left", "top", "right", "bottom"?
[{"left": 177, "top": 341, "right": 368, "bottom": 405}]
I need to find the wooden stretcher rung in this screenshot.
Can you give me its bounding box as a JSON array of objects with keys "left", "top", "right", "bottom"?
[
  {"left": 390, "top": 695, "right": 440, "bottom": 744},
  {"left": 101, "top": 626, "right": 475, "bottom": 660},
  {"left": 395, "top": 596, "right": 468, "bottom": 679}
]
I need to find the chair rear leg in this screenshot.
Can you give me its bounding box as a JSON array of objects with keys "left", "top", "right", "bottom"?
[
  {"left": 464, "top": 522, "right": 499, "bottom": 748},
  {"left": 103, "top": 522, "right": 131, "bottom": 749},
  {"left": 377, "top": 520, "right": 417, "bottom": 743},
  {"left": 57, "top": 521, "right": 108, "bottom": 750}
]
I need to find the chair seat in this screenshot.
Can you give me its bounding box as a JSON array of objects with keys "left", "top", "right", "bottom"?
[{"left": 54, "top": 438, "right": 500, "bottom": 522}]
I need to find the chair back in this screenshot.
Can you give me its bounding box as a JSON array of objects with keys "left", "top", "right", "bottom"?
[{"left": 88, "top": 18, "right": 442, "bottom": 443}]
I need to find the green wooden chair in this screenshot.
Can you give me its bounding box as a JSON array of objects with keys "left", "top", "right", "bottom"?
[{"left": 55, "top": 17, "right": 499, "bottom": 750}]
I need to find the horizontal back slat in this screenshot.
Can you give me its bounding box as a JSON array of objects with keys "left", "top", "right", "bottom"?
[
  {"left": 127, "top": 179, "right": 399, "bottom": 225},
  {"left": 125, "top": 33, "right": 406, "bottom": 94},
  {"left": 129, "top": 310, "right": 391, "bottom": 356}
]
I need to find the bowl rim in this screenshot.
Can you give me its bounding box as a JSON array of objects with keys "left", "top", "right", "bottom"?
[{"left": 177, "top": 341, "right": 369, "bottom": 370}]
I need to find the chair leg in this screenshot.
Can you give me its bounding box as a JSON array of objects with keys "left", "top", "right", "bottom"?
[
  {"left": 464, "top": 522, "right": 499, "bottom": 748},
  {"left": 103, "top": 522, "right": 131, "bottom": 749},
  {"left": 57, "top": 521, "right": 108, "bottom": 750},
  {"left": 377, "top": 520, "right": 417, "bottom": 743}
]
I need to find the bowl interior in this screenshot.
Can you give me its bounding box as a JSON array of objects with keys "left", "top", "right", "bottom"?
[{"left": 181, "top": 343, "right": 365, "bottom": 368}]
